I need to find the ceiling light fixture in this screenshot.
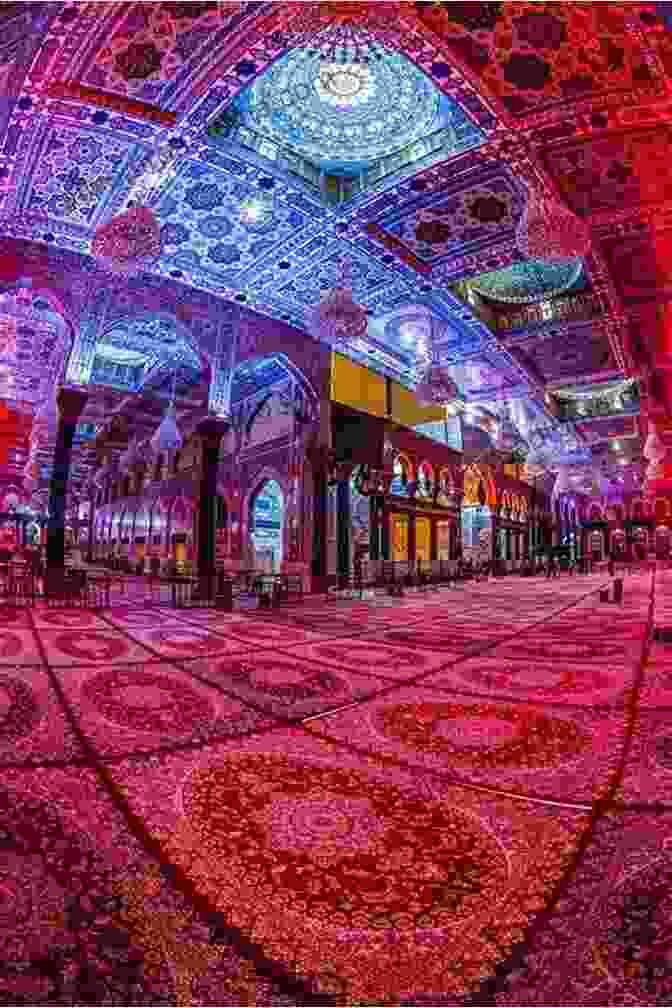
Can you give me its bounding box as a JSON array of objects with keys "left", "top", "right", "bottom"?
[
  {"left": 92, "top": 206, "right": 162, "bottom": 278},
  {"left": 307, "top": 259, "right": 368, "bottom": 350}
]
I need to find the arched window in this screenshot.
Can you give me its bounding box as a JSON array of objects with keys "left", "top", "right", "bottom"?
[
  {"left": 390, "top": 455, "right": 412, "bottom": 497},
  {"left": 417, "top": 461, "right": 434, "bottom": 499}
]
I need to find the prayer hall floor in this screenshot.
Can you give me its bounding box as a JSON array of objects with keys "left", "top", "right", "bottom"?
[{"left": 1, "top": 569, "right": 669, "bottom": 1006}]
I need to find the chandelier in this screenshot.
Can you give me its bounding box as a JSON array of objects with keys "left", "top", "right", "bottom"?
[
  {"left": 150, "top": 371, "right": 183, "bottom": 458},
  {"left": 119, "top": 436, "right": 143, "bottom": 475},
  {"left": 92, "top": 206, "right": 162, "bottom": 278},
  {"left": 644, "top": 422, "right": 666, "bottom": 462},
  {"left": 415, "top": 361, "right": 459, "bottom": 408},
  {"left": 552, "top": 464, "right": 572, "bottom": 497},
  {"left": 516, "top": 186, "right": 591, "bottom": 264},
  {"left": 307, "top": 263, "right": 368, "bottom": 349},
  {"left": 413, "top": 315, "right": 462, "bottom": 409}
]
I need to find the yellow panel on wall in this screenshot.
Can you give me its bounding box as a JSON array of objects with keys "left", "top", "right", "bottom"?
[
  {"left": 416, "top": 517, "right": 431, "bottom": 565},
  {"left": 330, "top": 352, "right": 387, "bottom": 418},
  {"left": 392, "top": 513, "right": 409, "bottom": 562},
  {"left": 390, "top": 382, "right": 445, "bottom": 428}
]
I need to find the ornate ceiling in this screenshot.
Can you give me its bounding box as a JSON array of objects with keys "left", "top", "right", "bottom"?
[
  {"left": 241, "top": 47, "right": 446, "bottom": 166},
  {"left": 1, "top": 1, "right": 672, "bottom": 505}
]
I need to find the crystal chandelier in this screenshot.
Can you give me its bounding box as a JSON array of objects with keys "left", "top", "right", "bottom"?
[
  {"left": 150, "top": 401, "right": 183, "bottom": 457},
  {"left": 644, "top": 422, "right": 666, "bottom": 462},
  {"left": 494, "top": 402, "right": 526, "bottom": 456},
  {"left": 92, "top": 206, "right": 162, "bottom": 278},
  {"left": 414, "top": 316, "right": 462, "bottom": 408},
  {"left": 415, "top": 358, "right": 459, "bottom": 407},
  {"left": 119, "top": 436, "right": 143, "bottom": 475},
  {"left": 150, "top": 372, "right": 183, "bottom": 458},
  {"left": 516, "top": 186, "right": 591, "bottom": 264},
  {"left": 552, "top": 464, "right": 571, "bottom": 497},
  {"left": 307, "top": 262, "right": 368, "bottom": 349}
]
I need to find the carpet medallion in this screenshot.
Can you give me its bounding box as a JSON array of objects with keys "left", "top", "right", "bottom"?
[
  {"left": 0, "top": 674, "right": 41, "bottom": 743},
  {"left": 429, "top": 656, "right": 630, "bottom": 706},
  {"left": 287, "top": 638, "right": 452, "bottom": 681},
  {"left": 51, "top": 661, "right": 278, "bottom": 759},
  {"left": 82, "top": 666, "right": 217, "bottom": 734},
  {"left": 192, "top": 654, "right": 385, "bottom": 719},
  {"left": 0, "top": 631, "right": 25, "bottom": 659},
  {"left": 306, "top": 687, "right": 627, "bottom": 803},
  {"left": 167, "top": 752, "right": 581, "bottom": 1004},
  {"left": 374, "top": 701, "right": 587, "bottom": 769}
]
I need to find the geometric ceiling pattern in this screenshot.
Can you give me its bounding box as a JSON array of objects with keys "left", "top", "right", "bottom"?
[
  {"left": 3, "top": 0, "right": 672, "bottom": 505},
  {"left": 241, "top": 47, "right": 445, "bottom": 167}
]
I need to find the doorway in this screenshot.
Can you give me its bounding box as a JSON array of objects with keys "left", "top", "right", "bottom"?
[{"left": 251, "top": 480, "right": 284, "bottom": 573}]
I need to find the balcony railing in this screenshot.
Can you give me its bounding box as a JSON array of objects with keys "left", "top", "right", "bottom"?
[
  {"left": 556, "top": 387, "right": 640, "bottom": 421},
  {"left": 492, "top": 292, "right": 602, "bottom": 332},
  {"left": 455, "top": 288, "right": 603, "bottom": 332}
]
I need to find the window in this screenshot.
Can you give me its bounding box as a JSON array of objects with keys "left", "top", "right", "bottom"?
[
  {"left": 390, "top": 456, "right": 411, "bottom": 497},
  {"left": 417, "top": 461, "right": 434, "bottom": 499}
]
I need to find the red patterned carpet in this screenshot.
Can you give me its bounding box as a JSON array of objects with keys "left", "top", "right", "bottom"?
[{"left": 1, "top": 570, "right": 669, "bottom": 1005}]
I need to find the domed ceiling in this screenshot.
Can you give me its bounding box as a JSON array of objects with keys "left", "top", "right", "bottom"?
[
  {"left": 240, "top": 47, "right": 445, "bottom": 167},
  {"left": 0, "top": 1, "right": 658, "bottom": 502}
]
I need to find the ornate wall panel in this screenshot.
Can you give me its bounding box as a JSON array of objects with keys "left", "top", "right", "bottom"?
[
  {"left": 544, "top": 128, "right": 672, "bottom": 217},
  {"left": 513, "top": 325, "right": 617, "bottom": 385}
]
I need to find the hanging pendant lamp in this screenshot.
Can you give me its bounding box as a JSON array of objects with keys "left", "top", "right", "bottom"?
[
  {"left": 516, "top": 186, "right": 591, "bottom": 264},
  {"left": 552, "top": 464, "right": 571, "bottom": 497},
  {"left": 119, "top": 436, "right": 143, "bottom": 475},
  {"left": 150, "top": 400, "right": 183, "bottom": 457},
  {"left": 92, "top": 206, "right": 162, "bottom": 278},
  {"left": 307, "top": 259, "right": 368, "bottom": 350},
  {"left": 644, "top": 423, "right": 666, "bottom": 462},
  {"left": 150, "top": 371, "right": 183, "bottom": 458}
]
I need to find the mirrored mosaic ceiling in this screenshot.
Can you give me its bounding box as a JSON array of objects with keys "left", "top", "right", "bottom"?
[{"left": 0, "top": 0, "right": 664, "bottom": 497}]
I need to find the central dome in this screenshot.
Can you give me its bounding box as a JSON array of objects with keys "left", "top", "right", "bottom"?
[{"left": 244, "top": 47, "right": 442, "bottom": 165}]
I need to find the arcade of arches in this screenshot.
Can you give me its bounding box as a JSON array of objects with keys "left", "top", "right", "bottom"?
[{"left": 2, "top": 4, "right": 672, "bottom": 1005}]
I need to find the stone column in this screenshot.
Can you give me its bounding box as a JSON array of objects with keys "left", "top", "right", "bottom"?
[
  {"left": 196, "top": 417, "right": 228, "bottom": 597},
  {"left": 46, "top": 387, "right": 88, "bottom": 574},
  {"left": 369, "top": 497, "right": 380, "bottom": 563},
  {"left": 86, "top": 490, "right": 96, "bottom": 562},
  {"left": 408, "top": 508, "right": 417, "bottom": 572},
  {"left": 430, "top": 518, "right": 438, "bottom": 564},
  {"left": 311, "top": 464, "right": 328, "bottom": 586},
  {"left": 336, "top": 477, "right": 351, "bottom": 587},
  {"left": 380, "top": 496, "right": 390, "bottom": 561},
  {"left": 491, "top": 515, "right": 499, "bottom": 570}
]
